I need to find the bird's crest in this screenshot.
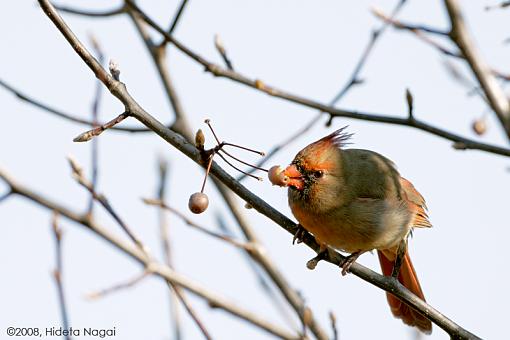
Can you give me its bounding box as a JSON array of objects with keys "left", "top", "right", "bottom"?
[
  {"left": 295, "top": 127, "right": 352, "bottom": 171},
  {"left": 315, "top": 126, "right": 353, "bottom": 149}
]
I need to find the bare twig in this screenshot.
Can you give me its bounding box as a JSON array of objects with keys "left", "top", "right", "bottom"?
[
  {"left": 165, "top": 283, "right": 213, "bottom": 340},
  {"left": 67, "top": 157, "right": 147, "bottom": 253},
  {"left": 167, "top": 0, "right": 190, "bottom": 35},
  {"left": 372, "top": 7, "right": 449, "bottom": 36},
  {"left": 330, "top": 0, "right": 409, "bottom": 106},
  {"left": 87, "top": 35, "right": 105, "bottom": 215},
  {"left": 127, "top": 8, "right": 193, "bottom": 140},
  {"left": 485, "top": 1, "right": 510, "bottom": 11},
  {"left": 155, "top": 160, "right": 182, "bottom": 340},
  {"left": 73, "top": 112, "right": 129, "bottom": 142},
  {"left": 329, "top": 312, "right": 338, "bottom": 340},
  {"left": 0, "top": 78, "right": 155, "bottom": 132},
  {"left": 241, "top": 0, "right": 408, "bottom": 181},
  {"left": 51, "top": 213, "right": 71, "bottom": 340},
  {"left": 124, "top": 1, "right": 510, "bottom": 158},
  {"left": 54, "top": 4, "right": 126, "bottom": 17},
  {"left": 125, "top": 6, "right": 328, "bottom": 337},
  {"left": 1, "top": 168, "right": 297, "bottom": 340},
  {"left": 445, "top": 0, "right": 510, "bottom": 136},
  {"left": 372, "top": 8, "right": 460, "bottom": 58},
  {"left": 86, "top": 270, "right": 150, "bottom": 300},
  {"left": 377, "top": 1, "right": 510, "bottom": 138},
  {"left": 155, "top": 160, "right": 214, "bottom": 340},
  {"left": 36, "top": 1, "right": 483, "bottom": 337},
  {"left": 214, "top": 214, "right": 300, "bottom": 331},
  {"left": 143, "top": 198, "right": 251, "bottom": 250},
  {"left": 214, "top": 34, "right": 233, "bottom": 70},
  {"left": 0, "top": 190, "right": 12, "bottom": 203}
]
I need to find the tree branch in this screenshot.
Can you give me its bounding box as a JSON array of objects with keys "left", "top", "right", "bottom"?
[
  {"left": 0, "top": 78, "right": 155, "bottom": 133},
  {"left": 0, "top": 168, "right": 297, "bottom": 340},
  {"left": 444, "top": 0, "right": 510, "bottom": 137},
  {"left": 51, "top": 213, "right": 71, "bottom": 340},
  {"left": 125, "top": 0, "right": 510, "bottom": 158},
  {"left": 124, "top": 4, "right": 328, "bottom": 338},
  {"left": 35, "top": 1, "right": 483, "bottom": 338},
  {"left": 53, "top": 4, "right": 126, "bottom": 18}
]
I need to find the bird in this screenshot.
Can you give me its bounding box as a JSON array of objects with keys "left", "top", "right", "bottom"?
[{"left": 269, "top": 127, "right": 432, "bottom": 333}]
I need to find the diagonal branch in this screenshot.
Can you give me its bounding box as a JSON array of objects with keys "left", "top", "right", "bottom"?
[
  {"left": 124, "top": 1, "right": 510, "bottom": 158},
  {"left": 35, "top": 2, "right": 482, "bottom": 338},
  {"left": 154, "top": 160, "right": 213, "bottom": 340},
  {"left": 167, "top": 0, "right": 190, "bottom": 35},
  {"left": 444, "top": 0, "right": 510, "bottom": 137},
  {"left": 0, "top": 78, "right": 155, "bottom": 133},
  {"left": 125, "top": 4, "right": 328, "bottom": 338},
  {"left": 0, "top": 168, "right": 297, "bottom": 340}
]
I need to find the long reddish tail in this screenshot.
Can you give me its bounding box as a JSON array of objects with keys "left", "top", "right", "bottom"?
[{"left": 378, "top": 249, "right": 432, "bottom": 334}]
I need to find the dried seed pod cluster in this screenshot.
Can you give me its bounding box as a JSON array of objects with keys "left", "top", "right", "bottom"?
[{"left": 188, "top": 120, "right": 268, "bottom": 214}]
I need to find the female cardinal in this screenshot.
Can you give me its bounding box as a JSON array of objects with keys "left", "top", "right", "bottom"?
[{"left": 271, "top": 127, "right": 432, "bottom": 333}]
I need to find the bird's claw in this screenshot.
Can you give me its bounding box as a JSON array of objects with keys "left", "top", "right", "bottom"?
[
  {"left": 340, "top": 251, "right": 363, "bottom": 276},
  {"left": 293, "top": 224, "right": 308, "bottom": 245}
]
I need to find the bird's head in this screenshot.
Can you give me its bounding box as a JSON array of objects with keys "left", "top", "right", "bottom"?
[{"left": 270, "top": 127, "right": 352, "bottom": 205}]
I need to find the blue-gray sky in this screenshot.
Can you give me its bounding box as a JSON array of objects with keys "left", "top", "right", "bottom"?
[{"left": 1, "top": 1, "right": 509, "bottom": 339}]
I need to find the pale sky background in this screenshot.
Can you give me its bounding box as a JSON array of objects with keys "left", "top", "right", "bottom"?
[{"left": 1, "top": 1, "right": 509, "bottom": 340}]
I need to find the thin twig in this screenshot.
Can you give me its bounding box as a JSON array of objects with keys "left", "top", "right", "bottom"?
[
  {"left": 73, "top": 112, "right": 129, "bottom": 142},
  {"left": 330, "top": 0, "right": 409, "bottom": 106},
  {"left": 155, "top": 161, "right": 214, "bottom": 340},
  {"left": 0, "top": 190, "right": 12, "bottom": 203},
  {"left": 156, "top": 160, "right": 182, "bottom": 340},
  {"left": 54, "top": 4, "right": 126, "bottom": 17},
  {"left": 51, "top": 213, "right": 71, "bottom": 340},
  {"left": 1, "top": 167, "right": 297, "bottom": 340},
  {"left": 123, "top": 1, "right": 510, "bottom": 158},
  {"left": 143, "top": 198, "right": 251, "bottom": 250},
  {"left": 36, "top": 1, "right": 483, "bottom": 337},
  {"left": 127, "top": 8, "right": 193, "bottom": 141},
  {"left": 485, "top": 1, "right": 510, "bottom": 10},
  {"left": 124, "top": 7, "right": 325, "bottom": 336},
  {"left": 87, "top": 35, "right": 105, "bottom": 216},
  {"left": 445, "top": 0, "right": 510, "bottom": 137},
  {"left": 86, "top": 270, "right": 150, "bottom": 300},
  {"left": 214, "top": 214, "right": 300, "bottom": 331},
  {"left": 241, "top": 0, "right": 407, "bottom": 181},
  {"left": 0, "top": 79, "right": 154, "bottom": 132},
  {"left": 329, "top": 312, "right": 338, "bottom": 340},
  {"left": 167, "top": 0, "right": 190, "bottom": 35},
  {"left": 67, "top": 157, "right": 147, "bottom": 253},
  {"left": 372, "top": 8, "right": 460, "bottom": 57},
  {"left": 214, "top": 34, "right": 234, "bottom": 70}
]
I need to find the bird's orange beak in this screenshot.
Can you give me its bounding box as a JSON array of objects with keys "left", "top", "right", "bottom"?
[{"left": 283, "top": 164, "right": 304, "bottom": 190}]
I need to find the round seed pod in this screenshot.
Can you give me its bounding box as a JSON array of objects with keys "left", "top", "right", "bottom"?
[
  {"left": 188, "top": 192, "right": 209, "bottom": 214},
  {"left": 472, "top": 119, "right": 487, "bottom": 136},
  {"left": 268, "top": 165, "right": 288, "bottom": 186}
]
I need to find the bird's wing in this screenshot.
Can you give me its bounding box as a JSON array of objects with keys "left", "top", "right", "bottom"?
[{"left": 400, "top": 177, "right": 432, "bottom": 228}]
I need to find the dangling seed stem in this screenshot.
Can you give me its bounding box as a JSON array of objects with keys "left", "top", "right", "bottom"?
[
  {"left": 219, "top": 149, "right": 268, "bottom": 172},
  {"left": 216, "top": 152, "right": 262, "bottom": 181},
  {"left": 204, "top": 119, "right": 222, "bottom": 144},
  {"left": 200, "top": 155, "right": 214, "bottom": 193},
  {"left": 222, "top": 142, "right": 265, "bottom": 156}
]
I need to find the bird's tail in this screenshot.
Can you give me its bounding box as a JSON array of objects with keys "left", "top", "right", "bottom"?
[{"left": 378, "top": 249, "right": 432, "bottom": 334}]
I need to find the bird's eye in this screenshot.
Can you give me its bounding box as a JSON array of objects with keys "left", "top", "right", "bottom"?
[{"left": 313, "top": 170, "right": 324, "bottom": 178}]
